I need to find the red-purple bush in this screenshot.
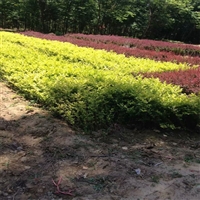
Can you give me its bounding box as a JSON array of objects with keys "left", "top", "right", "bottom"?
[
  {"left": 67, "top": 33, "right": 200, "bottom": 57},
  {"left": 141, "top": 67, "right": 200, "bottom": 95}
]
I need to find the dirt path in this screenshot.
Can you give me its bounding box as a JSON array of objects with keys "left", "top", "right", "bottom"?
[{"left": 0, "top": 81, "right": 200, "bottom": 200}]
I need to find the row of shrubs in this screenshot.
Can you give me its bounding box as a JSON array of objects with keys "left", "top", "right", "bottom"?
[
  {"left": 141, "top": 67, "right": 200, "bottom": 95},
  {"left": 67, "top": 33, "right": 200, "bottom": 57},
  {"left": 21, "top": 31, "right": 200, "bottom": 66}
]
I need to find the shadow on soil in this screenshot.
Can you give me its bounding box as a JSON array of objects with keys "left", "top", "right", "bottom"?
[{"left": 0, "top": 88, "right": 200, "bottom": 200}]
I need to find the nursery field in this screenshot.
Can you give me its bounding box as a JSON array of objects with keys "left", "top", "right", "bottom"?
[
  {"left": 1, "top": 31, "right": 200, "bottom": 130},
  {"left": 0, "top": 31, "right": 200, "bottom": 200}
]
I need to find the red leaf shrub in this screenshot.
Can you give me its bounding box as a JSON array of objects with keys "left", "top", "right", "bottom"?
[
  {"left": 67, "top": 33, "right": 200, "bottom": 57},
  {"left": 141, "top": 67, "right": 200, "bottom": 95}
]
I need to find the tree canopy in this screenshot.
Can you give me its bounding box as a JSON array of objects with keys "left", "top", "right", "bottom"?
[{"left": 0, "top": 0, "right": 199, "bottom": 43}]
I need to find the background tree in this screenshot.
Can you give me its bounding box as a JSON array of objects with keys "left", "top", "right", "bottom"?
[{"left": 0, "top": 0, "right": 199, "bottom": 43}]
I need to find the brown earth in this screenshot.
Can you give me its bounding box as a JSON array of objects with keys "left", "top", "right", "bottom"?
[{"left": 0, "top": 81, "right": 200, "bottom": 200}]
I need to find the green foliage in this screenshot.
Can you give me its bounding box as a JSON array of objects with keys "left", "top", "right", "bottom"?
[{"left": 0, "top": 32, "right": 199, "bottom": 130}]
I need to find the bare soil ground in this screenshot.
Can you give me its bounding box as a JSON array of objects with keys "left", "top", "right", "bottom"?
[{"left": 0, "top": 81, "right": 200, "bottom": 200}]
